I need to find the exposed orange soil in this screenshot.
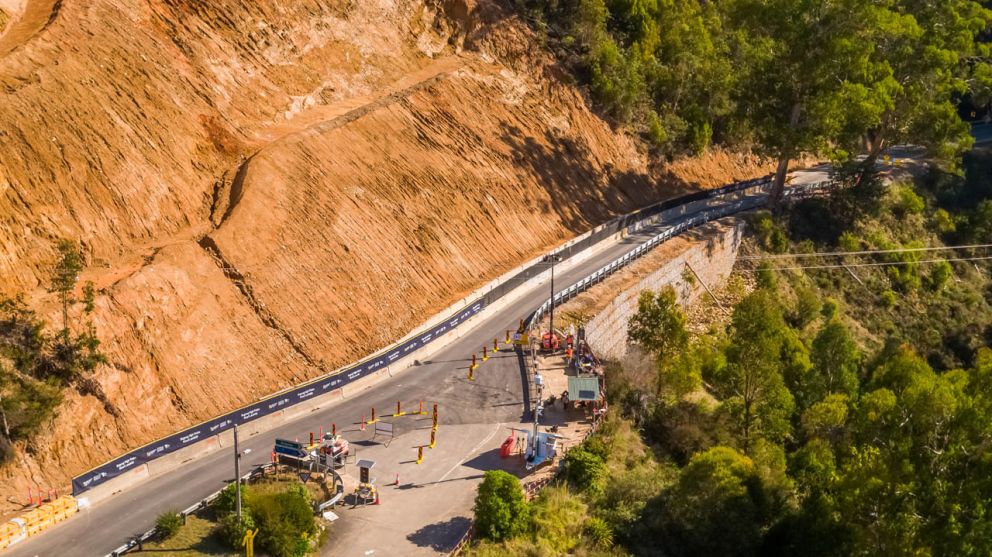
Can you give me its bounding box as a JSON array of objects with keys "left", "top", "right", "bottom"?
[{"left": 0, "top": 0, "right": 788, "bottom": 513}]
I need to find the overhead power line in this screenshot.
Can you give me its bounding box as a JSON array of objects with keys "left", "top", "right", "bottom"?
[
  {"left": 736, "top": 255, "right": 992, "bottom": 272},
  {"left": 738, "top": 244, "right": 992, "bottom": 260}
]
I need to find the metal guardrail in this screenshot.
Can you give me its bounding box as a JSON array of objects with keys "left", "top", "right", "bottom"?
[
  {"left": 106, "top": 174, "right": 829, "bottom": 557},
  {"left": 72, "top": 176, "right": 778, "bottom": 497},
  {"left": 105, "top": 463, "right": 267, "bottom": 557},
  {"left": 526, "top": 179, "right": 833, "bottom": 328},
  {"left": 105, "top": 459, "right": 346, "bottom": 557}
]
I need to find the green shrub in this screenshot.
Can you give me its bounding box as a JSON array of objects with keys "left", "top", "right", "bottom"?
[
  {"left": 647, "top": 110, "right": 668, "bottom": 147},
  {"left": 563, "top": 447, "right": 607, "bottom": 493},
  {"left": 530, "top": 487, "right": 589, "bottom": 553},
  {"left": 155, "top": 510, "right": 183, "bottom": 540},
  {"left": 880, "top": 290, "right": 898, "bottom": 308},
  {"left": 214, "top": 482, "right": 251, "bottom": 516},
  {"left": 931, "top": 208, "right": 957, "bottom": 235},
  {"left": 838, "top": 231, "right": 860, "bottom": 252},
  {"left": 750, "top": 212, "right": 790, "bottom": 254},
  {"left": 757, "top": 263, "right": 777, "bottom": 290},
  {"left": 821, "top": 298, "right": 839, "bottom": 320},
  {"left": 894, "top": 184, "right": 925, "bottom": 216},
  {"left": 791, "top": 286, "right": 822, "bottom": 328},
  {"left": 769, "top": 227, "right": 789, "bottom": 253},
  {"left": 583, "top": 435, "right": 610, "bottom": 461},
  {"left": 584, "top": 516, "right": 614, "bottom": 547},
  {"left": 926, "top": 261, "right": 953, "bottom": 292},
  {"left": 251, "top": 489, "right": 317, "bottom": 557},
  {"left": 219, "top": 512, "right": 256, "bottom": 549},
  {"left": 473, "top": 470, "right": 530, "bottom": 542}
]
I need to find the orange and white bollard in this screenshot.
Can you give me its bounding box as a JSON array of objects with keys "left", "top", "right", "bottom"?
[
  {"left": 361, "top": 415, "right": 367, "bottom": 431},
  {"left": 395, "top": 473, "right": 400, "bottom": 486},
  {"left": 332, "top": 423, "right": 337, "bottom": 437}
]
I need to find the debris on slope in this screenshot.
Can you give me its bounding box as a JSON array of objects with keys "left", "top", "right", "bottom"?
[{"left": 0, "top": 0, "right": 787, "bottom": 512}]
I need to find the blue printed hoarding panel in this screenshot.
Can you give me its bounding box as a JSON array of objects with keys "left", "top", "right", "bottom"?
[{"left": 71, "top": 297, "right": 488, "bottom": 495}]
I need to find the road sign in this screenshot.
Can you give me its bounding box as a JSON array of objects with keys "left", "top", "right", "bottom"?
[
  {"left": 275, "top": 438, "right": 303, "bottom": 450},
  {"left": 274, "top": 445, "right": 308, "bottom": 459},
  {"left": 274, "top": 439, "right": 308, "bottom": 459}
]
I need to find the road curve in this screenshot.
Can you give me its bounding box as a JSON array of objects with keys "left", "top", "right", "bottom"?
[{"left": 4, "top": 175, "right": 815, "bottom": 557}]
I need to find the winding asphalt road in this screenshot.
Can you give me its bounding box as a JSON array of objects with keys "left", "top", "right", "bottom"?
[{"left": 4, "top": 172, "right": 823, "bottom": 557}]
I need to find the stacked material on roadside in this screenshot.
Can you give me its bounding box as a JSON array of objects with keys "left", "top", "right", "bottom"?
[{"left": 0, "top": 496, "right": 77, "bottom": 550}]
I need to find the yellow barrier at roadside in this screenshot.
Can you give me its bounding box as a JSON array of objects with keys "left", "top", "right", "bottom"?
[
  {"left": 0, "top": 494, "right": 78, "bottom": 547},
  {"left": 0, "top": 520, "right": 25, "bottom": 550}
]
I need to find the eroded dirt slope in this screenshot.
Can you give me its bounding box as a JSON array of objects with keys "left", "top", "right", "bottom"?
[{"left": 0, "top": 0, "right": 782, "bottom": 512}]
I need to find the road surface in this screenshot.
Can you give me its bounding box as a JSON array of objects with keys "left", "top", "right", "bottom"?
[{"left": 3, "top": 180, "right": 797, "bottom": 557}]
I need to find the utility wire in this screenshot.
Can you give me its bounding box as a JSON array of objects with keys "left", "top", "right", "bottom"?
[
  {"left": 736, "top": 255, "right": 992, "bottom": 272},
  {"left": 738, "top": 244, "right": 992, "bottom": 260}
]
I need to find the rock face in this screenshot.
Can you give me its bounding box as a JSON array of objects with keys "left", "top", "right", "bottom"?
[{"left": 0, "top": 0, "right": 778, "bottom": 512}]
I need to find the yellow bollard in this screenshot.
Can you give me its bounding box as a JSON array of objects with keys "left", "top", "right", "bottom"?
[
  {"left": 468, "top": 366, "right": 475, "bottom": 381},
  {"left": 394, "top": 400, "right": 405, "bottom": 417},
  {"left": 482, "top": 346, "right": 488, "bottom": 362},
  {"left": 429, "top": 429, "right": 436, "bottom": 449},
  {"left": 433, "top": 404, "right": 439, "bottom": 430},
  {"left": 505, "top": 330, "right": 511, "bottom": 344},
  {"left": 494, "top": 338, "right": 499, "bottom": 352},
  {"left": 416, "top": 446, "right": 424, "bottom": 464}
]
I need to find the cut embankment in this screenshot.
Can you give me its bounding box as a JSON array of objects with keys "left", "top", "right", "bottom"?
[
  {"left": 0, "top": 0, "right": 55, "bottom": 57},
  {"left": 0, "top": 0, "right": 789, "bottom": 517}
]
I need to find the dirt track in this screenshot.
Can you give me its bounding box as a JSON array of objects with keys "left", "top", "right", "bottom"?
[{"left": 0, "top": 0, "right": 785, "bottom": 513}]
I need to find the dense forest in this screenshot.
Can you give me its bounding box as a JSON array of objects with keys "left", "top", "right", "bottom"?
[
  {"left": 466, "top": 151, "right": 992, "bottom": 556},
  {"left": 459, "top": 3, "right": 992, "bottom": 555},
  {"left": 513, "top": 0, "right": 991, "bottom": 197}
]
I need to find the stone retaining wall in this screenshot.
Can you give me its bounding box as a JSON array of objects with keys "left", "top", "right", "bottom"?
[{"left": 585, "top": 220, "right": 744, "bottom": 360}]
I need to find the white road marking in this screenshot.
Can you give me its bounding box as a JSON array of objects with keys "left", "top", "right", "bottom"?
[{"left": 438, "top": 422, "right": 502, "bottom": 483}]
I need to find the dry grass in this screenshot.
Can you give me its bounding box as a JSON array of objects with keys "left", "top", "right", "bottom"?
[{"left": 139, "top": 514, "right": 232, "bottom": 556}]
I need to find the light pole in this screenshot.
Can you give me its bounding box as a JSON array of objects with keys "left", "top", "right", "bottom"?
[
  {"left": 234, "top": 424, "right": 242, "bottom": 522},
  {"left": 233, "top": 425, "right": 250, "bottom": 522},
  {"left": 545, "top": 252, "right": 561, "bottom": 336}
]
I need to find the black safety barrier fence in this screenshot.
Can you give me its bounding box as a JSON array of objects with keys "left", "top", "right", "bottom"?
[{"left": 72, "top": 175, "right": 776, "bottom": 496}]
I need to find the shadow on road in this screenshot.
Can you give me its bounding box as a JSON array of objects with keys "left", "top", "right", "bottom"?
[
  {"left": 515, "top": 345, "right": 532, "bottom": 421},
  {"left": 407, "top": 515, "right": 473, "bottom": 551}
]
